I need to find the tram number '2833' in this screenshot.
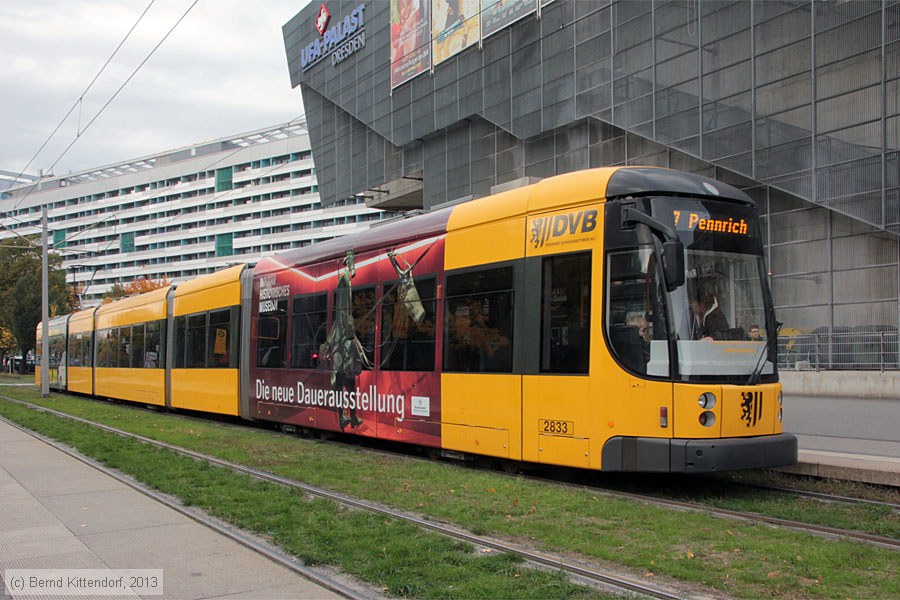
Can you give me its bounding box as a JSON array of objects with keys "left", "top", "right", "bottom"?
[{"left": 539, "top": 419, "right": 574, "bottom": 436}]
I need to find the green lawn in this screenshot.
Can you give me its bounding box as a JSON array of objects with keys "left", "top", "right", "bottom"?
[{"left": 1, "top": 388, "right": 897, "bottom": 599}]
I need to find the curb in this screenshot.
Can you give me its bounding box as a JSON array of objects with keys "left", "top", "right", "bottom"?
[{"left": 779, "top": 450, "right": 900, "bottom": 487}]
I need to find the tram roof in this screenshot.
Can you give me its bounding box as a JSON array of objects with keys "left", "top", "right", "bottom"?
[
  {"left": 255, "top": 206, "right": 453, "bottom": 274},
  {"left": 256, "top": 167, "right": 752, "bottom": 275},
  {"left": 606, "top": 167, "right": 753, "bottom": 204},
  {"left": 173, "top": 264, "right": 245, "bottom": 297},
  {"left": 95, "top": 285, "right": 172, "bottom": 316}
]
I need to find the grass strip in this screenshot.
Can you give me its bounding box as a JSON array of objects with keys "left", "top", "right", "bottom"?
[
  {"left": 599, "top": 473, "right": 900, "bottom": 539},
  {"left": 0, "top": 399, "right": 604, "bottom": 599},
  {"left": 3, "top": 387, "right": 899, "bottom": 599}
]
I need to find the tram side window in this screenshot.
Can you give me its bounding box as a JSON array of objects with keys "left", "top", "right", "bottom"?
[
  {"left": 381, "top": 277, "right": 436, "bottom": 371},
  {"left": 444, "top": 266, "right": 514, "bottom": 373},
  {"left": 605, "top": 247, "right": 669, "bottom": 375},
  {"left": 117, "top": 326, "right": 132, "bottom": 368},
  {"left": 99, "top": 328, "right": 118, "bottom": 368},
  {"left": 290, "top": 293, "right": 327, "bottom": 369},
  {"left": 173, "top": 316, "right": 187, "bottom": 368},
  {"left": 132, "top": 324, "right": 146, "bottom": 368},
  {"left": 93, "top": 323, "right": 160, "bottom": 369},
  {"left": 105, "top": 329, "right": 119, "bottom": 368},
  {"left": 541, "top": 253, "right": 591, "bottom": 374},
  {"left": 174, "top": 312, "right": 234, "bottom": 369},
  {"left": 145, "top": 321, "right": 162, "bottom": 368},
  {"left": 72, "top": 333, "right": 80, "bottom": 367},
  {"left": 96, "top": 329, "right": 111, "bottom": 367},
  {"left": 84, "top": 333, "right": 93, "bottom": 368},
  {"left": 49, "top": 334, "right": 65, "bottom": 369},
  {"left": 352, "top": 286, "right": 377, "bottom": 370},
  {"left": 207, "top": 309, "right": 235, "bottom": 368},
  {"left": 257, "top": 300, "right": 288, "bottom": 368},
  {"left": 186, "top": 315, "right": 207, "bottom": 368},
  {"left": 68, "top": 333, "right": 88, "bottom": 367}
]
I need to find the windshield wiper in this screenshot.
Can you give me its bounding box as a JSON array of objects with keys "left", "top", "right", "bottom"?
[{"left": 747, "top": 321, "right": 781, "bottom": 385}]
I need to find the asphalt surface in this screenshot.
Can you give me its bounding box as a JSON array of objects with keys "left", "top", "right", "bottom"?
[{"left": 783, "top": 394, "right": 900, "bottom": 459}]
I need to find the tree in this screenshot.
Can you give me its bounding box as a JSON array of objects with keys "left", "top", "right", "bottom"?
[
  {"left": 11, "top": 271, "right": 41, "bottom": 357},
  {"left": 0, "top": 326, "right": 16, "bottom": 360},
  {"left": 0, "top": 236, "right": 75, "bottom": 356},
  {"left": 102, "top": 283, "right": 128, "bottom": 303},
  {"left": 0, "top": 237, "right": 40, "bottom": 332},
  {"left": 102, "top": 277, "right": 169, "bottom": 303}
]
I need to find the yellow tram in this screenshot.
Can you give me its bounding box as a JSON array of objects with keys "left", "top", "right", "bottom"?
[
  {"left": 169, "top": 264, "right": 245, "bottom": 415},
  {"left": 38, "top": 167, "right": 796, "bottom": 472},
  {"left": 66, "top": 307, "right": 98, "bottom": 395},
  {"left": 93, "top": 286, "right": 170, "bottom": 406}
]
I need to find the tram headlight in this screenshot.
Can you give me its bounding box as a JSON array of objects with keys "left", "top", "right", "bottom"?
[
  {"left": 699, "top": 411, "right": 716, "bottom": 427},
  {"left": 778, "top": 408, "right": 783, "bottom": 422},
  {"left": 778, "top": 391, "right": 783, "bottom": 406},
  {"left": 698, "top": 392, "right": 717, "bottom": 409}
]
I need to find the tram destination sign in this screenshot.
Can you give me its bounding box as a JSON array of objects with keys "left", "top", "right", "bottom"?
[
  {"left": 301, "top": 3, "right": 367, "bottom": 72},
  {"left": 671, "top": 210, "right": 749, "bottom": 236}
]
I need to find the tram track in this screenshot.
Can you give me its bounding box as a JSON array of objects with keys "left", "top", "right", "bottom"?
[
  {"left": 309, "top": 430, "right": 900, "bottom": 547},
  {"left": 290, "top": 420, "right": 900, "bottom": 549},
  {"left": 4, "top": 392, "right": 898, "bottom": 600},
  {"left": 0, "top": 414, "right": 365, "bottom": 600},
  {"left": 0, "top": 396, "right": 689, "bottom": 600},
  {"left": 740, "top": 481, "right": 900, "bottom": 511},
  {"left": 530, "top": 476, "right": 900, "bottom": 551},
  {"left": 7, "top": 392, "right": 899, "bottom": 552}
]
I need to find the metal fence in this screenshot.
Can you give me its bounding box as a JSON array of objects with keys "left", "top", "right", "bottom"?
[{"left": 777, "top": 328, "right": 899, "bottom": 372}]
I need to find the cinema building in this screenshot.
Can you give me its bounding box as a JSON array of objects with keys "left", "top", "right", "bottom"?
[{"left": 282, "top": 0, "right": 900, "bottom": 354}]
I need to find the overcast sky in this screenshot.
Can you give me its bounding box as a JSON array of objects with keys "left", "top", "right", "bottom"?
[{"left": 1, "top": 0, "right": 311, "bottom": 178}]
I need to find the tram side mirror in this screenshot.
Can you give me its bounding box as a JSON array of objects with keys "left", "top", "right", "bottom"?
[
  {"left": 620, "top": 206, "right": 685, "bottom": 291},
  {"left": 662, "top": 240, "right": 685, "bottom": 291}
]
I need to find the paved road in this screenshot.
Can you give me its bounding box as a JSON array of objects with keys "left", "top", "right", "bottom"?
[{"left": 783, "top": 395, "right": 900, "bottom": 458}]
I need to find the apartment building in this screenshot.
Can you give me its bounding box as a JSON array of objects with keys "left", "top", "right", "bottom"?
[{"left": 0, "top": 121, "right": 389, "bottom": 305}]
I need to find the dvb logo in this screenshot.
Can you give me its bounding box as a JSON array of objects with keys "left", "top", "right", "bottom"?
[{"left": 530, "top": 209, "right": 598, "bottom": 249}]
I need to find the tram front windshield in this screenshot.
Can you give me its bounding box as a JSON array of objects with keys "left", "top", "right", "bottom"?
[
  {"left": 667, "top": 198, "right": 773, "bottom": 380},
  {"left": 606, "top": 197, "right": 774, "bottom": 382}
]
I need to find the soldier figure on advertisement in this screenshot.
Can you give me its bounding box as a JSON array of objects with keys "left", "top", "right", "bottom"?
[{"left": 323, "top": 250, "right": 364, "bottom": 431}]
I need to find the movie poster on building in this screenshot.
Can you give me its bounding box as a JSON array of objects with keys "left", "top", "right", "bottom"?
[
  {"left": 432, "top": 0, "right": 480, "bottom": 65},
  {"left": 391, "top": 0, "right": 432, "bottom": 88},
  {"left": 481, "top": 0, "right": 537, "bottom": 40}
]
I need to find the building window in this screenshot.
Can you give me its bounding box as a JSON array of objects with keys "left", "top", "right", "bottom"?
[
  {"left": 215, "top": 233, "right": 233, "bottom": 257},
  {"left": 120, "top": 232, "right": 134, "bottom": 253},
  {"left": 215, "top": 167, "right": 233, "bottom": 192}
]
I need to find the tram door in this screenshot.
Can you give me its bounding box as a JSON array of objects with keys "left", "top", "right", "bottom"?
[
  {"left": 441, "top": 262, "right": 521, "bottom": 459},
  {"left": 520, "top": 250, "right": 593, "bottom": 468},
  {"left": 601, "top": 244, "right": 675, "bottom": 463}
]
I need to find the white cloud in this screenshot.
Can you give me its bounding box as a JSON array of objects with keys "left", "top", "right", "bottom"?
[{"left": 0, "top": 0, "right": 310, "bottom": 176}]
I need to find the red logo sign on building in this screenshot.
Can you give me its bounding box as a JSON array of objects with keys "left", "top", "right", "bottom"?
[{"left": 315, "top": 3, "right": 330, "bottom": 35}]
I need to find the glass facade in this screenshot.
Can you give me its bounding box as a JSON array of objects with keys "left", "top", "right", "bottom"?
[{"left": 285, "top": 0, "right": 899, "bottom": 334}]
